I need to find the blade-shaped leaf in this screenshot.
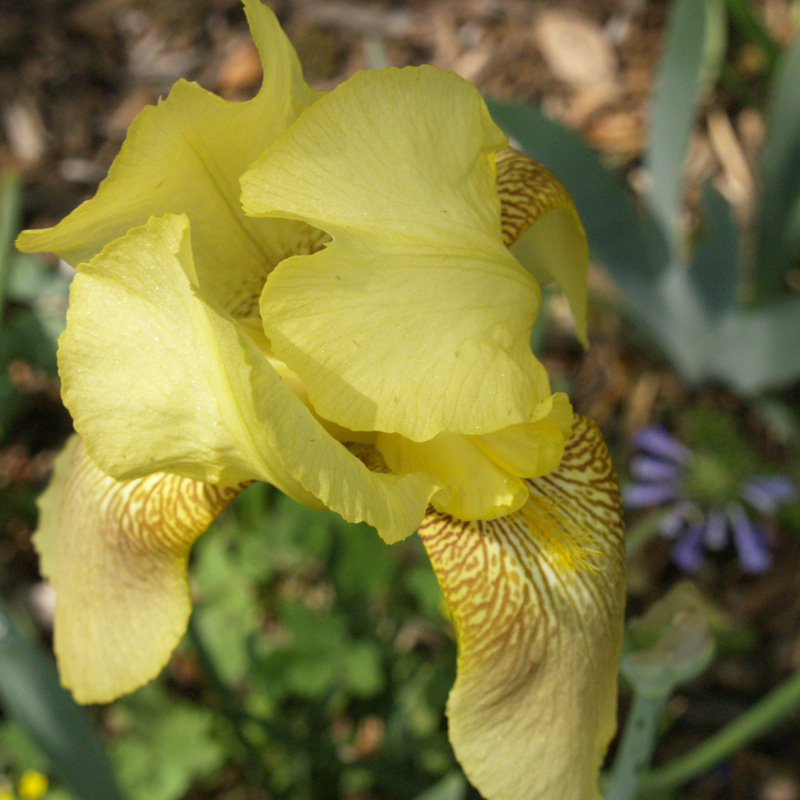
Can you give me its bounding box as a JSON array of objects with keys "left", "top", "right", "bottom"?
[
  {"left": 753, "top": 34, "right": 800, "bottom": 301},
  {"left": 640, "top": 268, "right": 800, "bottom": 393},
  {"left": 0, "top": 598, "right": 124, "bottom": 800},
  {"left": 688, "top": 183, "right": 739, "bottom": 316},
  {"left": 0, "top": 172, "right": 22, "bottom": 323},
  {"left": 712, "top": 295, "right": 800, "bottom": 392},
  {"left": 646, "top": 0, "right": 727, "bottom": 247}
]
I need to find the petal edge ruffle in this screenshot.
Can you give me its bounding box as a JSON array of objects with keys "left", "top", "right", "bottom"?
[
  {"left": 243, "top": 66, "right": 551, "bottom": 441},
  {"left": 17, "top": 0, "right": 323, "bottom": 320}
]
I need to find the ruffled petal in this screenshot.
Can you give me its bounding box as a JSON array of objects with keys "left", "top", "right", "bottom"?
[
  {"left": 35, "top": 436, "right": 245, "bottom": 703},
  {"left": 17, "top": 0, "right": 324, "bottom": 319},
  {"left": 59, "top": 213, "right": 435, "bottom": 543},
  {"left": 418, "top": 416, "right": 625, "bottom": 800},
  {"left": 375, "top": 430, "right": 528, "bottom": 520},
  {"left": 242, "top": 66, "right": 551, "bottom": 441},
  {"left": 496, "top": 149, "right": 590, "bottom": 345},
  {"left": 474, "top": 392, "right": 573, "bottom": 478}
]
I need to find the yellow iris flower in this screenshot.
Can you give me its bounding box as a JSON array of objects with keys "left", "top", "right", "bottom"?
[{"left": 17, "top": 3, "right": 625, "bottom": 798}]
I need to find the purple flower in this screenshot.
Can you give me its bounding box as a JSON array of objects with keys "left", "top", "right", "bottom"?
[
  {"left": 728, "top": 504, "right": 773, "bottom": 574},
  {"left": 702, "top": 509, "right": 728, "bottom": 551},
  {"left": 625, "top": 425, "right": 794, "bottom": 575},
  {"left": 629, "top": 455, "right": 683, "bottom": 483},
  {"left": 671, "top": 523, "right": 706, "bottom": 572},
  {"left": 740, "top": 476, "right": 796, "bottom": 514},
  {"left": 623, "top": 481, "right": 680, "bottom": 508},
  {"left": 631, "top": 426, "right": 691, "bottom": 464}
]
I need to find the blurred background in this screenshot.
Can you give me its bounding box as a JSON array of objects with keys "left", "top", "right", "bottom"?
[{"left": 2, "top": 1, "right": 800, "bottom": 799}]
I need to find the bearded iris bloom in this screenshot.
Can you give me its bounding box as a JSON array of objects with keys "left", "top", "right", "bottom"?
[{"left": 18, "top": 3, "right": 625, "bottom": 799}]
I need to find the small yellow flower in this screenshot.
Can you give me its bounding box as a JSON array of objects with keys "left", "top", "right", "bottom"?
[
  {"left": 17, "top": 771, "right": 48, "bottom": 800},
  {"left": 18, "top": 2, "right": 624, "bottom": 798}
]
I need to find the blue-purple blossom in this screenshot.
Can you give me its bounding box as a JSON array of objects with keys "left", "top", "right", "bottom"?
[{"left": 624, "top": 426, "right": 796, "bottom": 574}]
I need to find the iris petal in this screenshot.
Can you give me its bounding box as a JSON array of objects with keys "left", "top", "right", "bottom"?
[
  {"left": 59, "top": 213, "right": 435, "bottom": 544},
  {"left": 17, "top": 0, "right": 323, "bottom": 319},
  {"left": 243, "top": 66, "right": 552, "bottom": 441},
  {"left": 419, "top": 417, "right": 624, "bottom": 800},
  {"left": 36, "top": 437, "right": 245, "bottom": 703},
  {"left": 496, "top": 149, "right": 589, "bottom": 345}
]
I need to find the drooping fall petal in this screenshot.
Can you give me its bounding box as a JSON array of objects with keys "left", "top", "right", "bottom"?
[
  {"left": 242, "top": 66, "right": 553, "bottom": 442},
  {"left": 495, "top": 149, "right": 589, "bottom": 345},
  {"left": 419, "top": 417, "right": 625, "bottom": 800},
  {"left": 17, "top": 0, "right": 324, "bottom": 319},
  {"left": 59, "top": 213, "right": 435, "bottom": 544},
  {"left": 35, "top": 436, "right": 245, "bottom": 703}
]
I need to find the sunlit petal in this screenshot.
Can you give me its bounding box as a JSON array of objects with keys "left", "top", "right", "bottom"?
[
  {"left": 376, "top": 430, "right": 528, "bottom": 520},
  {"left": 59, "top": 213, "right": 435, "bottom": 543},
  {"left": 419, "top": 417, "right": 624, "bottom": 800},
  {"left": 474, "top": 392, "right": 573, "bottom": 478},
  {"left": 17, "top": 0, "right": 324, "bottom": 319},
  {"left": 35, "top": 436, "right": 245, "bottom": 703},
  {"left": 243, "top": 66, "right": 553, "bottom": 441}
]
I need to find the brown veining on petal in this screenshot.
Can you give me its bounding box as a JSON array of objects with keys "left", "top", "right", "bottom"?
[
  {"left": 41, "top": 437, "right": 251, "bottom": 703},
  {"left": 226, "top": 225, "right": 331, "bottom": 319},
  {"left": 495, "top": 148, "right": 574, "bottom": 248},
  {"left": 417, "top": 416, "right": 625, "bottom": 799},
  {"left": 63, "top": 444, "right": 248, "bottom": 560}
]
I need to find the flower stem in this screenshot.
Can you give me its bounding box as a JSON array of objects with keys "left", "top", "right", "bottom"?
[
  {"left": 640, "top": 665, "right": 800, "bottom": 792},
  {"left": 605, "top": 691, "right": 669, "bottom": 800}
]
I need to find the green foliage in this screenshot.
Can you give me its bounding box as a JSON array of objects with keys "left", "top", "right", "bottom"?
[
  {"left": 165, "top": 486, "right": 461, "bottom": 800},
  {"left": 0, "top": 172, "right": 69, "bottom": 440},
  {"left": 606, "top": 584, "right": 719, "bottom": 800},
  {"left": 109, "top": 686, "right": 226, "bottom": 800},
  {"left": 488, "top": 1, "right": 800, "bottom": 394},
  {"left": 0, "top": 599, "right": 122, "bottom": 800},
  {"left": 647, "top": 0, "right": 727, "bottom": 246}
]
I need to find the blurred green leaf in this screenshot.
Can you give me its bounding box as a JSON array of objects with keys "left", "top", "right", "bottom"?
[
  {"left": 623, "top": 582, "right": 716, "bottom": 697},
  {"left": 413, "top": 772, "right": 467, "bottom": 800},
  {"left": 5, "top": 252, "right": 71, "bottom": 348},
  {"left": 0, "top": 309, "right": 58, "bottom": 373},
  {"left": 646, "top": 0, "right": 727, "bottom": 246},
  {"left": 724, "top": 0, "right": 781, "bottom": 73},
  {"left": 0, "top": 599, "right": 123, "bottom": 800},
  {"left": 688, "top": 183, "right": 739, "bottom": 316},
  {"left": 0, "top": 172, "right": 22, "bottom": 323},
  {"left": 333, "top": 521, "right": 398, "bottom": 599},
  {"left": 0, "top": 721, "right": 52, "bottom": 776},
  {"left": 404, "top": 560, "right": 445, "bottom": 620},
  {"left": 111, "top": 686, "right": 225, "bottom": 800},
  {"left": 342, "top": 640, "right": 384, "bottom": 697},
  {"left": 5, "top": 253, "right": 70, "bottom": 306},
  {"left": 486, "top": 99, "right": 669, "bottom": 291},
  {"left": 709, "top": 294, "right": 800, "bottom": 391},
  {"left": 753, "top": 33, "right": 800, "bottom": 301}
]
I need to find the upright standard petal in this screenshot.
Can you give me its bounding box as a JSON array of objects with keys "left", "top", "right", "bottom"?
[
  {"left": 419, "top": 417, "right": 625, "bottom": 800},
  {"left": 59, "top": 214, "right": 435, "bottom": 544},
  {"left": 243, "top": 66, "right": 551, "bottom": 441},
  {"left": 35, "top": 437, "right": 245, "bottom": 703},
  {"left": 17, "top": 0, "right": 323, "bottom": 319}
]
